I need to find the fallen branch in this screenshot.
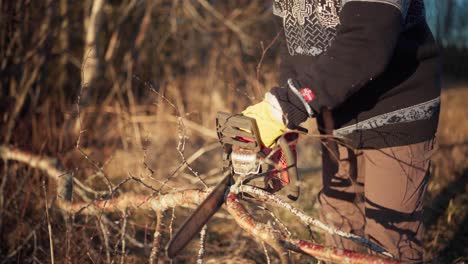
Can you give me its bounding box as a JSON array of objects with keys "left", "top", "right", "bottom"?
[
  {"left": 238, "top": 185, "right": 393, "bottom": 258},
  {"left": 225, "top": 192, "right": 290, "bottom": 264},
  {"left": 283, "top": 239, "right": 402, "bottom": 264},
  {"left": 58, "top": 189, "right": 210, "bottom": 215},
  {"left": 0, "top": 146, "right": 64, "bottom": 182},
  {"left": 226, "top": 190, "right": 401, "bottom": 264},
  {"left": 0, "top": 145, "right": 82, "bottom": 200}
]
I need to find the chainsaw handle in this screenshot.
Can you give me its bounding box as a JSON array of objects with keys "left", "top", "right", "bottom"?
[{"left": 277, "top": 136, "right": 300, "bottom": 201}]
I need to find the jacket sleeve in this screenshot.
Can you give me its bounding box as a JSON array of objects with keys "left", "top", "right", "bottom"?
[
  {"left": 278, "top": 29, "right": 297, "bottom": 87},
  {"left": 274, "top": 1, "right": 406, "bottom": 118}
]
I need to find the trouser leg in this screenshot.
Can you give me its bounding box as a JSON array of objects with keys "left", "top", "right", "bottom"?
[
  {"left": 318, "top": 142, "right": 365, "bottom": 251},
  {"left": 363, "top": 139, "right": 434, "bottom": 263},
  {"left": 318, "top": 139, "right": 433, "bottom": 263}
]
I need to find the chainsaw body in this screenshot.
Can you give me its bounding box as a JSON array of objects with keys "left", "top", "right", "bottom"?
[
  {"left": 216, "top": 112, "right": 301, "bottom": 201},
  {"left": 167, "top": 112, "right": 303, "bottom": 258}
]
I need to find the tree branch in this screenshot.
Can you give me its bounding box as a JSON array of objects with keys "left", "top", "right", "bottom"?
[{"left": 238, "top": 185, "right": 393, "bottom": 258}]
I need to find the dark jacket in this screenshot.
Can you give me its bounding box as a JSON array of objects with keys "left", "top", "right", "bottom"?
[{"left": 271, "top": 0, "right": 441, "bottom": 149}]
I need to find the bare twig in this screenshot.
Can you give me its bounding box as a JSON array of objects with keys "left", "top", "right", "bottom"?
[
  {"left": 4, "top": 57, "right": 44, "bottom": 144},
  {"left": 255, "top": 32, "right": 281, "bottom": 96},
  {"left": 146, "top": 82, "right": 207, "bottom": 188},
  {"left": 171, "top": 142, "right": 220, "bottom": 180},
  {"left": 169, "top": 207, "right": 175, "bottom": 245},
  {"left": 258, "top": 205, "right": 292, "bottom": 238},
  {"left": 0, "top": 146, "right": 62, "bottom": 182},
  {"left": 42, "top": 178, "right": 55, "bottom": 264},
  {"left": 134, "top": 0, "right": 155, "bottom": 49},
  {"left": 82, "top": 0, "right": 105, "bottom": 88},
  {"left": 262, "top": 241, "right": 271, "bottom": 264},
  {"left": 165, "top": 115, "right": 217, "bottom": 139},
  {"left": 119, "top": 211, "right": 128, "bottom": 264},
  {"left": 104, "top": 0, "right": 138, "bottom": 61},
  {"left": 1, "top": 224, "right": 41, "bottom": 264},
  {"left": 76, "top": 147, "right": 113, "bottom": 193},
  {"left": 197, "top": 225, "right": 208, "bottom": 264},
  {"left": 149, "top": 210, "right": 165, "bottom": 264},
  {"left": 198, "top": 0, "right": 253, "bottom": 48},
  {"left": 98, "top": 217, "right": 111, "bottom": 263}
]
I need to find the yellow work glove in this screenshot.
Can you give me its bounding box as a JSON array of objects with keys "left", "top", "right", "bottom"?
[{"left": 242, "top": 99, "right": 286, "bottom": 147}]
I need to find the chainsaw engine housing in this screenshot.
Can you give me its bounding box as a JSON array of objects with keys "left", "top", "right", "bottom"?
[
  {"left": 230, "top": 145, "right": 260, "bottom": 175},
  {"left": 216, "top": 112, "right": 262, "bottom": 175}
]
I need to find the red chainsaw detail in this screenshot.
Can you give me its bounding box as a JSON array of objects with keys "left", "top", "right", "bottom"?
[
  {"left": 262, "top": 132, "right": 298, "bottom": 192},
  {"left": 236, "top": 132, "right": 298, "bottom": 193},
  {"left": 235, "top": 136, "right": 255, "bottom": 143}
]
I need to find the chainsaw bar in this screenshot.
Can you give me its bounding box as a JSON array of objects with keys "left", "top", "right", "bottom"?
[{"left": 166, "top": 170, "right": 232, "bottom": 258}]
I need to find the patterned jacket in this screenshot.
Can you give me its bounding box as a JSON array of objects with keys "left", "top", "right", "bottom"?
[{"left": 270, "top": 0, "right": 441, "bottom": 148}]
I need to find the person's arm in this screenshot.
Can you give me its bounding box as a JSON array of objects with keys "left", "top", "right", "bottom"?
[
  {"left": 271, "top": 1, "right": 406, "bottom": 126},
  {"left": 278, "top": 28, "right": 297, "bottom": 87}
]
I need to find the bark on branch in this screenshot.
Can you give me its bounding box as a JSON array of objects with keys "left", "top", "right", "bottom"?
[
  {"left": 283, "top": 239, "right": 402, "bottom": 264},
  {"left": 225, "top": 192, "right": 291, "bottom": 264},
  {"left": 58, "top": 189, "right": 209, "bottom": 215}
]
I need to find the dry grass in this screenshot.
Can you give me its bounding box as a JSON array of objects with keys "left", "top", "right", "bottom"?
[{"left": 423, "top": 84, "right": 468, "bottom": 263}]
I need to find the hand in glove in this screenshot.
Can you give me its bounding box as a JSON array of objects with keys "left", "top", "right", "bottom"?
[
  {"left": 241, "top": 93, "right": 286, "bottom": 147},
  {"left": 242, "top": 91, "right": 307, "bottom": 192}
]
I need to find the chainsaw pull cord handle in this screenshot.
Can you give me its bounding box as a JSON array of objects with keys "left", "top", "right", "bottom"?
[{"left": 277, "top": 135, "right": 300, "bottom": 201}]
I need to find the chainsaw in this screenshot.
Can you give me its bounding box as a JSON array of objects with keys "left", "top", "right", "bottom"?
[{"left": 166, "top": 112, "right": 306, "bottom": 258}]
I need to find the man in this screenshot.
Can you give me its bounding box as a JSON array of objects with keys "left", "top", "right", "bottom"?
[{"left": 242, "top": 0, "right": 440, "bottom": 262}]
